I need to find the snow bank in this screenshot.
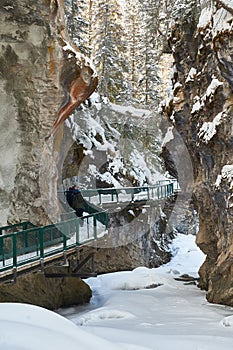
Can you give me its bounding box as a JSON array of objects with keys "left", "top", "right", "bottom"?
[
  {"left": 0, "top": 303, "right": 119, "bottom": 350},
  {"left": 58, "top": 234, "right": 233, "bottom": 350},
  {"left": 158, "top": 233, "right": 205, "bottom": 278},
  {"left": 88, "top": 267, "right": 166, "bottom": 291},
  {"left": 77, "top": 308, "right": 135, "bottom": 326},
  {"left": 221, "top": 315, "right": 233, "bottom": 327},
  {"left": 85, "top": 234, "right": 205, "bottom": 296}
]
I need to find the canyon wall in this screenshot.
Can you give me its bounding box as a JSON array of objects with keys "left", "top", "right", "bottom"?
[
  {"left": 0, "top": 0, "right": 98, "bottom": 307},
  {"left": 163, "top": 0, "right": 233, "bottom": 305},
  {"left": 0, "top": 0, "right": 174, "bottom": 280},
  {"left": 0, "top": 0, "right": 64, "bottom": 226},
  {"left": 0, "top": 0, "right": 96, "bottom": 226}
]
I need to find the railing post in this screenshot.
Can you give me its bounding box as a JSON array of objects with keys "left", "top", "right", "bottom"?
[
  {"left": 93, "top": 215, "right": 97, "bottom": 240},
  {"left": 0, "top": 236, "right": 4, "bottom": 267},
  {"left": 87, "top": 216, "right": 90, "bottom": 239},
  {"left": 75, "top": 218, "right": 80, "bottom": 245},
  {"left": 39, "top": 227, "right": 44, "bottom": 271},
  {"left": 24, "top": 231, "right": 28, "bottom": 249},
  {"left": 63, "top": 222, "right": 67, "bottom": 264},
  {"left": 12, "top": 234, "right": 17, "bottom": 282},
  {"left": 13, "top": 234, "right": 17, "bottom": 269},
  {"left": 36, "top": 230, "right": 39, "bottom": 256},
  {"left": 131, "top": 189, "right": 134, "bottom": 202},
  {"left": 171, "top": 182, "right": 174, "bottom": 195}
]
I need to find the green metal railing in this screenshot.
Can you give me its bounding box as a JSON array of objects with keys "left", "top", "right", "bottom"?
[
  {"left": 0, "top": 222, "right": 35, "bottom": 235},
  {"left": 0, "top": 180, "right": 177, "bottom": 276},
  {"left": 80, "top": 181, "right": 177, "bottom": 205},
  {"left": 0, "top": 212, "right": 108, "bottom": 274}
]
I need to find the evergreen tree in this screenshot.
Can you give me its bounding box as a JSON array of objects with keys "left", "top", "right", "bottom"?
[
  {"left": 91, "top": 0, "right": 128, "bottom": 103},
  {"left": 64, "top": 0, "right": 89, "bottom": 55},
  {"left": 137, "top": 0, "right": 164, "bottom": 105},
  {"left": 64, "top": 0, "right": 172, "bottom": 106},
  {"left": 124, "top": 0, "right": 144, "bottom": 103}
]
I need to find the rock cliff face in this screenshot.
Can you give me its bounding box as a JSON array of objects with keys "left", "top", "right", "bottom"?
[
  {"left": 93, "top": 202, "right": 174, "bottom": 273},
  {"left": 0, "top": 0, "right": 97, "bottom": 227},
  {"left": 62, "top": 100, "right": 164, "bottom": 189},
  {"left": 0, "top": 0, "right": 64, "bottom": 226},
  {"left": 0, "top": 1, "right": 97, "bottom": 307},
  {"left": 59, "top": 98, "right": 176, "bottom": 273},
  {"left": 0, "top": 272, "right": 92, "bottom": 310},
  {"left": 163, "top": 0, "right": 233, "bottom": 305}
]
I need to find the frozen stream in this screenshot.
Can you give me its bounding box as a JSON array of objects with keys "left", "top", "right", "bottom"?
[
  {"left": 1, "top": 234, "right": 233, "bottom": 350},
  {"left": 57, "top": 234, "right": 233, "bottom": 350}
]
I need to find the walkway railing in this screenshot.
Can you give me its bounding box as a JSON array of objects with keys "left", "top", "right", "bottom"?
[
  {"left": 0, "top": 179, "right": 178, "bottom": 277},
  {"left": 0, "top": 213, "right": 108, "bottom": 274},
  {"left": 0, "top": 222, "right": 35, "bottom": 236},
  {"left": 80, "top": 181, "right": 176, "bottom": 205}
]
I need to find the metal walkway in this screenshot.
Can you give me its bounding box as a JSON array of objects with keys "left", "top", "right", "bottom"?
[
  {"left": 80, "top": 180, "right": 177, "bottom": 205},
  {"left": 0, "top": 180, "right": 178, "bottom": 281}
]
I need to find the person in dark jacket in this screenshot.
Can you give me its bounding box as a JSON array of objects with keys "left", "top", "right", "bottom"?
[
  {"left": 66, "top": 187, "right": 74, "bottom": 206},
  {"left": 72, "top": 188, "right": 86, "bottom": 217}
]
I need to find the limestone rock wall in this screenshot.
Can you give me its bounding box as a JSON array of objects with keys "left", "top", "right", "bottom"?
[
  {"left": 93, "top": 202, "right": 174, "bottom": 273},
  {"left": 0, "top": 1, "right": 63, "bottom": 225},
  {"left": 0, "top": 1, "right": 175, "bottom": 283},
  {"left": 0, "top": 1, "right": 97, "bottom": 226},
  {"left": 163, "top": 0, "right": 233, "bottom": 305}
]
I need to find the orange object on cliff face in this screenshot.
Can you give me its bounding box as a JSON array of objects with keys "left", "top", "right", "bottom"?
[{"left": 46, "top": 64, "right": 98, "bottom": 140}]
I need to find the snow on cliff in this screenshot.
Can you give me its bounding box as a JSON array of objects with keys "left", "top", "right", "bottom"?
[{"left": 64, "top": 96, "right": 167, "bottom": 189}]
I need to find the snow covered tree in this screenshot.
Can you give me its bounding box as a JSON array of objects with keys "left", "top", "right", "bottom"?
[
  {"left": 124, "top": 0, "right": 143, "bottom": 103},
  {"left": 91, "top": 0, "right": 128, "bottom": 102},
  {"left": 124, "top": 0, "right": 170, "bottom": 106},
  {"left": 64, "top": 0, "right": 173, "bottom": 106},
  {"left": 64, "top": 0, "right": 89, "bottom": 55},
  {"left": 137, "top": 0, "right": 165, "bottom": 105}
]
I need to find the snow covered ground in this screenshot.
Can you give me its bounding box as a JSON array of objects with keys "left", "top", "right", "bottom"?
[
  {"left": 1, "top": 233, "right": 233, "bottom": 349},
  {"left": 59, "top": 234, "right": 233, "bottom": 350}
]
